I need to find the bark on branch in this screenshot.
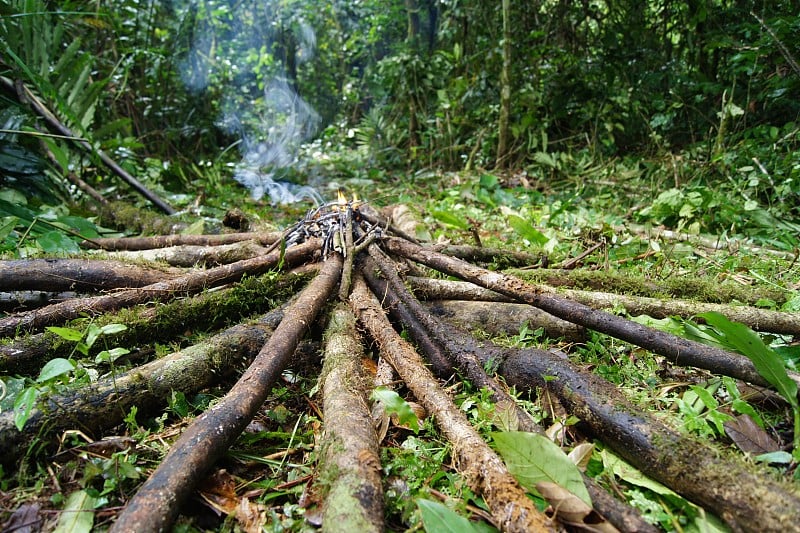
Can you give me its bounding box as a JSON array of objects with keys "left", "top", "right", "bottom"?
[
  {"left": 0, "top": 238, "right": 320, "bottom": 337},
  {"left": 408, "top": 277, "right": 800, "bottom": 336},
  {"left": 0, "top": 259, "right": 181, "bottom": 292},
  {"left": 0, "top": 305, "right": 288, "bottom": 466},
  {"left": 82, "top": 231, "right": 281, "bottom": 251},
  {"left": 110, "top": 255, "right": 342, "bottom": 532},
  {"left": 350, "top": 276, "right": 554, "bottom": 533},
  {"left": 384, "top": 237, "right": 798, "bottom": 390},
  {"left": 317, "top": 305, "right": 383, "bottom": 532}
]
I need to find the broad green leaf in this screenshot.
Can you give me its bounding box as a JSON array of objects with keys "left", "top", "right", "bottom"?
[
  {"left": 371, "top": 387, "right": 419, "bottom": 432},
  {"left": 14, "top": 386, "right": 38, "bottom": 431},
  {"left": 37, "top": 358, "right": 75, "bottom": 382},
  {"left": 417, "top": 499, "right": 488, "bottom": 533},
  {"left": 698, "top": 312, "right": 798, "bottom": 408},
  {"left": 507, "top": 215, "right": 549, "bottom": 245},
  {"left": 431, "top": 209, "right": 470, "bottom": 230},
  {"left": 689, "top": 385, "right": 719, "bottom": 410},
  {"left": 754, "top": 451, "right": 793, "bottom": 464},
  {"left": 0, "top": 376, "right": 26, "bottom": 411},
  {"left": 491, "top": 431, "right": 590, "bottom": 505},
  {"left": 0, "top": 216, "right": 18, "bottom": 240},
  {"left": 53, "top": 490, "right": 97, "bottom": 533},
  {"left": 46, "top": 326, "right": 84, "bottom": 342},
  {"left": 57, "top": 216, "right": 100, "bottom": 239},
  {"left": 99, "top": 323, "right": 128, "bottom": 336},
  {"left": 600, "top": 449, "right": 678, "bottom": 497},
  {"left": 84, "top": 324, "right": 102, "bottom": 350},
  {"left": 479, "top": 173, "right": 499, "bottom": 189},
  {"left": 37, "top": 230, "right": 80, "bottom": 254},
  {"left": 95, "top": 347, "right": 130, "bottom": 364}
]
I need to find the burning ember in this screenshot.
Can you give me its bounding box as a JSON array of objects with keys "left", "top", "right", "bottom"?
[{"left": 283, "top": 190, "right": 381, "bottom": 257}]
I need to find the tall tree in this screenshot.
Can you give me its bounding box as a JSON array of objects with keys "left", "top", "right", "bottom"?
[{"left": 496, "top": 0, "right": 512, "bottom": 168}]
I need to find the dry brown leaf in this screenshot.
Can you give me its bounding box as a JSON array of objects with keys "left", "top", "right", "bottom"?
[
  {"left": 2, "top": 503, "right": 42, "bottom": 533},
  {"left": 724, "top": 414, "right": 780, "bottom": 455},
  {"left": 568, "top": 443, "right": 595, "bottom": 471},
  {"left": 371, "top": 401, "right": 390, "bottom": 442},
  {"left": 536, "top": 481, "right": 620, "bottom": 533},
  {"left": 198, "top": 469, "right": 238, "bottom": 515},
  {"left": 234, "top": 497, "right": 266, "bottom": 533}
]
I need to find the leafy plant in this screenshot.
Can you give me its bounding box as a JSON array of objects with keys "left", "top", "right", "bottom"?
[
  {"left": 491, "top": 431, "right": 590, "bottom": 505},
  {"left": 371, "top": 387, "right": 420, "bottom": 432},
  {"left": 697, "top": 312, "right": 800, "bottom": 459}
]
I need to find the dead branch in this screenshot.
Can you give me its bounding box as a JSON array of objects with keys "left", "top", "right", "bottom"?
[
  {"left": 317, "top": 305, "right": 383, "bottom": 532},
  {"left": 407, "top": 275, "right": 514, "bottom": 302},
  {"left": 557, "top": 287, "right": 800, "bottom": 336},
  {"left": 424, "top": 300, "right": 587, "bottom": 341},
  {"left": 109, "top": 255, "right": 342, "bottom": 533},
  {"left": 476, "top": 339, "right": 800, "bottom": 532},
  {"left": 83, "top": 231, "right": 281, "bottom": 251},
  {"left": 626, "top": 223, "right": 798, "bottom": 260},
  {"left": 0, "top": 75, "right": 175, "bottom": 215},
  {"left": 349, "top": 276, "right": 555, "bottom": 532},
  {"left": 0, "top": 272, "right": 309, "bottom": 375},
  {"left": 434, "top": 244, "right": 544, "bottom": 267},
  {"left": 0, "top": 291, "right": 77, "bottom": 312},
  {"left": 106, "top": 241, "right": 270, "bottom": 267},
  {"left": 385, "top": 237, "right": 797, "bottom": 390},
  {"left": 0, "top": 305, "right": 288, "bottom": 467},
  {"left": 408, "top": 277, "right": 800, "bottom": 336},
  {"left": 0, "top": 238, "right": 320, "bottom": 337},
  {"left": 0, "top": 259, "right": 181, "bottom": 292},
  {"left": 508, "top": 267, "right": 788, "bottom": 306}
]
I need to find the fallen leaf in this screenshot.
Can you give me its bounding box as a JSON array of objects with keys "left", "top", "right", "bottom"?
[
  {"left": 2, "top": 503, "right": 42, "bottom": 533},
  {"left": 568, "top": 443, "right": 595, "bottom": 471},
  {"left": 53, "top": 491, "right": 97, "bottom": 533},
  {"left": 536, "top": 482, "right": 619, "bottom": 533},
  {"left": 234, "top": 497, "right": 266, "bottom": 533},
  {"left": 198, "top": 469, "right": 238, "bottom": 515},
  {"left": 724, "top": 414, "right": 780, "bottom": 454}
]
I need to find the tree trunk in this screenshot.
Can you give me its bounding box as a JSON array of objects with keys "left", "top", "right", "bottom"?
[{"left": 496, "top": 0, "right": 512, "bottom": 168}]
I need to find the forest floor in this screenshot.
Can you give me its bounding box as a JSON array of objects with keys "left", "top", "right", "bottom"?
[{"left": 1, "top": 153, "right": 800, "bottom": 532}]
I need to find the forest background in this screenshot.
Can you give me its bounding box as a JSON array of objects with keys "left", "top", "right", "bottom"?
[
  {"left": 1, "top": 0, "right": 798, "bottom": 248},
  {"left": 2, "top": 1, "right": 800, "bottom": 532}
]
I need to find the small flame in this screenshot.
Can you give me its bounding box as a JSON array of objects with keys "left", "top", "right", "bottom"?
[{"left": 337, "top": 189, "right": 347, "bottom": 205}]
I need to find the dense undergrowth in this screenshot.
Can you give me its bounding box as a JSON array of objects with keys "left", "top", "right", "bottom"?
[{"left": 1, "top": 0, "right": 800, "bottom": 531}]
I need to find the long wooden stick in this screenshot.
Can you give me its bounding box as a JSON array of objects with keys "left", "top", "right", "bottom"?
[
  {"left": 384, "top": 237, "right": 798, "bottom": 390},
  {"left": 0, "top": 238, "right": 320, "bottom": 337},
  {"left": 110, "top": 256, "right": 342, "bottom": 532},
  {"left": 350, "top": 275, "right": 554, "bottom": 533},
  {"left": 317, "top": 305, "right": 383, "bottom": 532}
]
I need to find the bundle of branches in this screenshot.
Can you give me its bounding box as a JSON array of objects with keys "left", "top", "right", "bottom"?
[{"left": 1, "top": 197, "right": 799, "bottom": 532}]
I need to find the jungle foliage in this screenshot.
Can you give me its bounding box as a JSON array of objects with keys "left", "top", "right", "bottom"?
[
  {"left": 1, "top": 0, "right": 799, "bottom": 248},
  {"left": 1, "top": 2, "right": 800, "bottom": 532}
]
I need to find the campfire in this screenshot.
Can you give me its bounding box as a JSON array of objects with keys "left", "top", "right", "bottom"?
[{"left": 1, "top": 198, "right": 799, "bottom": 532}]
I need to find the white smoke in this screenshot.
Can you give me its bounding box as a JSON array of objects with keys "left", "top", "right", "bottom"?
[
  {"left": 179, "top": 2, "right": 322, "bottom": 204},
  {"left": 220, "top": 79, "right": 322, "bottom": 204}
]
